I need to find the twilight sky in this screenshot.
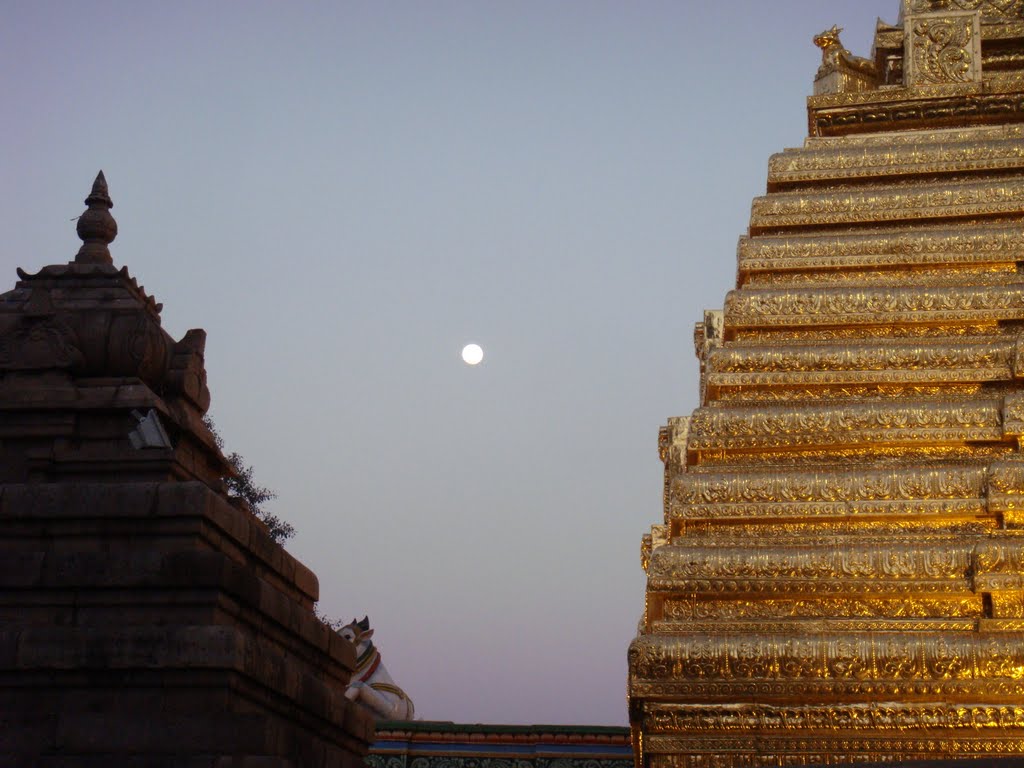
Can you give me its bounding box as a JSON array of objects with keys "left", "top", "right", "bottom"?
[{"left": 2, "top": 1, "right": 898, "bottom": 725}]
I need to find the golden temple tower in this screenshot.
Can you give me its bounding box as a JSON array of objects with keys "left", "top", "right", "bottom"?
[{"left": 629, "top": 1, "right": 1024, "bottom": 765}]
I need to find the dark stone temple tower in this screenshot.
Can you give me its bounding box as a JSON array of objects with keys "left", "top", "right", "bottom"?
[{"left": 0, "top": 173, "right": 374, "bottom": 766}]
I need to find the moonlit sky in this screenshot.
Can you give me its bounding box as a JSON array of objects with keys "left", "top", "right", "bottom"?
[{"left": 3, "top": 1, "right": 898, "bottom": 725}]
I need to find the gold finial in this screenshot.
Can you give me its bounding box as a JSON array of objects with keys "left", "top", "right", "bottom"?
[{"left": 75, "top": 171, "right": 117, "bottom": 265}]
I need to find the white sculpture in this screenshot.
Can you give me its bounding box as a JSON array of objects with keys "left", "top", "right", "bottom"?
[{"left": 340, "top": 617, "right": 415, "bottom": 720}]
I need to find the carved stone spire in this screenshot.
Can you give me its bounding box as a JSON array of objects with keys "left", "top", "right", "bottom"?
[{"left": 75, "top": 171, "right": 118, "bottom": 265}]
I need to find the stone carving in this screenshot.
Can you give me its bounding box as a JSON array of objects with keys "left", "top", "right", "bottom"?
[
  {"left": 75, "top": 171, "right": 117, "bottom": 265},
  {"left": 1, "top": 176, "right": 214, "bottom": 420},
  {"left": 0, "top": 315, "right": 82, "bottom": 370},
  {"left": 341, "top": 617, "right": 415, "bottom": 720},
  {"left": 167, "top": 328, "right": 212, "bottom": 412},
  {"left": 0, "top": 173, "right": 230, "bottom": 488}
]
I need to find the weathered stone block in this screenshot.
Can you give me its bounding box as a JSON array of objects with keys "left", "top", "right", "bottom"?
[
  {"left": 55, "top": 713, "right": 282, "bottom": 753},
  {"left": 0, "top": 551, "right": 44, "bottom": 586}
]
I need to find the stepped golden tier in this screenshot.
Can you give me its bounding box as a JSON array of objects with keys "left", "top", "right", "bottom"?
[{"left": 628, "top": 2, "right": 1024, "bottom": 766}]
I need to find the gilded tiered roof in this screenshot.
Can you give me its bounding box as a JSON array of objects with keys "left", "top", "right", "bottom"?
[{"left": 629, "top": 1, "right": 1024, "bottom": 765}]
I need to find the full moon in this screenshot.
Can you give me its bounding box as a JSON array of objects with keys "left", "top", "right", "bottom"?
[{"left": 461, "top": 343, "right": 484, "bottom": 365}]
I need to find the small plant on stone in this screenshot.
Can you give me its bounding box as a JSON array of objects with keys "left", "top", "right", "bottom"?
[{"left": 203, "top": 416, "right": 295, "bottom": 544}]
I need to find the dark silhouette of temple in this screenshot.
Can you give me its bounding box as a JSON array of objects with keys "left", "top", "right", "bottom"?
[{"left": 0, "top": 173, "right": 373, "bottom": 767}]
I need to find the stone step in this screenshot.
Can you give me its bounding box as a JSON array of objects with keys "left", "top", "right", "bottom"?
[
  {"left": 0, "top": 482, "right": 319, "bottom": 608},
  {"left": 0, "top": 624, "right": 369, "bottom": 748},
  {"left": 0, "top": 549, "right": 348, "bottom": 685}
]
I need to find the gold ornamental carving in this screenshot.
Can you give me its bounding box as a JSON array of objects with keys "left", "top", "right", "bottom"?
[
  {"left": 674, "top": 465, "right": 986, "bottom": 505},
  {"left": 767, "top": 137, "right": 1024, "bottom": 185},
  {"left": 906, "top": 13, "right": 982, "bottom": 87},
  {"left": 725, "top": 284, "right": 1024, "bottom": 328},
  {"left": 630, "top": 2, "right": 1024, "bottom": 765},
  {"left": 907, "top": 0, "right": 1024, "bottom": 17},
  {"left": 750, "top": 177, "right": 1024, "bottom": 229},
  {"left": 738, "top": 223, "right": 1024, "bottom": 274},
  {"left": 644, "top": 702, "right": 1024, "bottom": 733},
  {"left": 707, "top": 339, "right": 1013, "bottom": 374}
]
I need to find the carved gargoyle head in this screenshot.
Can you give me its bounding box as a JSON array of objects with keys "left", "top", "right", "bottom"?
[{"left": 813, "top": 25, "right": 844, "bottom": 52}]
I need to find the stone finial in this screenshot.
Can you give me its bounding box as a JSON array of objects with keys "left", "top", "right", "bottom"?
[{"left": 75, "top": 171, "right": 118, "bottom": 265}]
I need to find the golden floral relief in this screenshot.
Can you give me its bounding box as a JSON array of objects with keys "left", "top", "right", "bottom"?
[
  {"left": 661, "top": 596, "right": 983, "bottom": 621},
  {"left": 648, "top": 540, "right": 972, "bottom": 582},
  {"left": 632, "top": 632, "right": 1024, "bottom": 683},
  {"left": 714, "top": 384, "right": 990, "bottom": 404},
  {"left": 768, "top": 137, "right": 1024, "bottom": 184},
  {"left": 738, "top": 224, "right": 1024, "bottom": 272},
  {"left": 807, "top": 124, "right": 1024, "bottom": 147},
  {"left": 907, "top": 0, "right": 1024, "bottom": 17},
  {"left": 725, "top": 284, "right": 1024, "bottom": 327},
  {"left": 674, "top": 465, "right": 985, "bottom": 505},
  {"left": 750, "top": 177, "right": 1024, "bottom": 229},
  {"left": 682, "top": 519, "right": 997, "bottom": 539},
  {"left": 644, "top": 702, "right": 1024, "bottom": 734},
  {"left": 743, "top": 265, "right": 1016, "bottom": 289},
  {"left": 686, "top": 398, "right": 1004, "bottom": 451},
  {"left": 693, "top": 444, "right": 1012, "bottom": 468},
  {"left": 809, "top": 90, "right": 1024, "bottom": 137},
  {"left": 707, "top": 340, "right": 1012, "bottom": 374},
  {"left": 653, "top": 619, "right": 982, "bottom": 633},
  {"left": 907, "top": 14, "right": 980, "bottom": 87},
  {"left": 649, "top": 741, "right": 1024, "bottom": 768},
  {"left": 734, "top": 325, "right": 1005, "bottom": 342}
]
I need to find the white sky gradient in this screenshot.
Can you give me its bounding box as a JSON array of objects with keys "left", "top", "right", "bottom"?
[{"left": 2, "top": 1, "right": 898, "bottom": 725}]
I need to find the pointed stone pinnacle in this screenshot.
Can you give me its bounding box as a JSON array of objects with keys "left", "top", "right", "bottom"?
[
  {"left": 75, "top": 170, "right": 117, "bottom": 266},
  {"left": 85, "top": 170, "right": 113, "bottom": 208}
]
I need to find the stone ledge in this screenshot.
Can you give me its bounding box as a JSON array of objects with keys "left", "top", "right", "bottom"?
[
  {"left": 0, "top": 549, "right": 349, "bottom": 677},
  {"left": 0, "top": 626, "right": 373, "bottom": 748},
  {"left": 0, "top": 482, "right": 319, "bottom": 606}
]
